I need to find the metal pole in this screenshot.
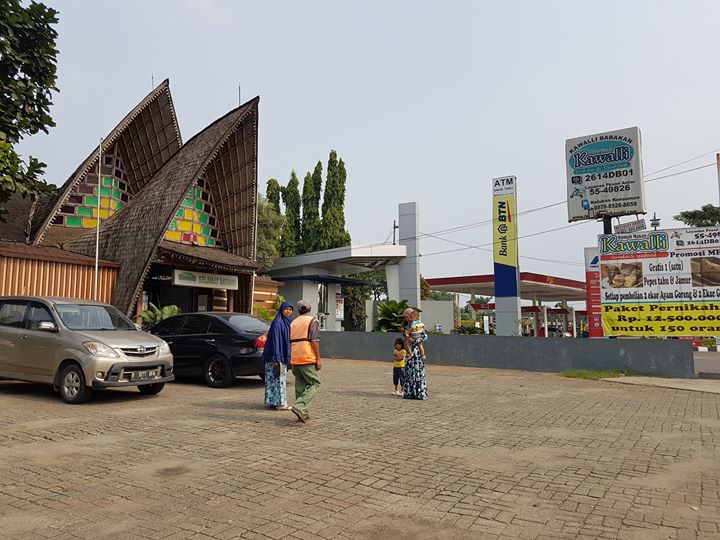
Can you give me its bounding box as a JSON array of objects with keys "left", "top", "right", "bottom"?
[
  {"left": 238, "top": 84, "right": 241, "bottom": 106},
  {"left": 94, "top": 138, "right": 103, "bottom": 300},
  {"left": 716, "top": 153, "right": 720, "bottom": 207},
  {"left": 603, "top": 216, "right": 612, "bottom": 235}
]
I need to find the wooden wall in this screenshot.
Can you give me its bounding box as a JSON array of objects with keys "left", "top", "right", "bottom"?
[
  {"left": 252, "top": 277, "right": 283, "bottom": 316},
  {"left": 0, "top": 256, "right": 117, "bottom": 303}
]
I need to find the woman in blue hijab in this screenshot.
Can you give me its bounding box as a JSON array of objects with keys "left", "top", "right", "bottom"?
[{"left": 263, "top": 301, "right": 294, "bottom": 410}]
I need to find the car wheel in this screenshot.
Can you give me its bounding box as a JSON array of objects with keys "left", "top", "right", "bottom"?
[
  {"left": 138, "top": 383, "right": 165, "bottom": 395},
  {"left": 59, "top": 364, "right": 92, "bottom": 404},
  {"left": 204, "top": 355, "right": 233, "bottom": 388}
]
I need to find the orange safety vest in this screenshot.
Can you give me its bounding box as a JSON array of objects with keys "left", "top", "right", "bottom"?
[{"left": 290, "top": 315, "right": 318, "bottom": 365}]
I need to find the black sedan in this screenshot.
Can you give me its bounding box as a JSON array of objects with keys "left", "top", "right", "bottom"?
[{"left": 149, "top": 312, "right": 269, "bottom": 387}]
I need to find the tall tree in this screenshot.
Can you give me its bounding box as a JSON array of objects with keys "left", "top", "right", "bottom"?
[
  {"left": 320, "top": 150, "right": 351, "bottom": 249},
  {"left": 301, "top": 161, "right": 322, "bottom": 253},
  {"left": 279, "top": 171, "right": 301, "bottom": 257},
  {"left": 674, "top": 204, "right": 720, "bottom": 227},
  {"left": 255, "top": 195, "right": 284, "bottom": 272},
  {"left": 341, "top": 270, "right": 387, "bottom": 331},
  {"left": 0, "top": 0, "right": 59, "bottom": 220},
  {"left": 266, "top": 178, "right": 282, "bottom": 214}
]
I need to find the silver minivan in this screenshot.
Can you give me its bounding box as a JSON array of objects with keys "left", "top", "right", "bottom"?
[{"left": 0, "top": 297, "right": 174, "bottom": 403}]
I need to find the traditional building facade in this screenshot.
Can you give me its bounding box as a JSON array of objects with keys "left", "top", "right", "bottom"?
[{"left": 0, "top": 80, "right": 259, "bottom": 317}]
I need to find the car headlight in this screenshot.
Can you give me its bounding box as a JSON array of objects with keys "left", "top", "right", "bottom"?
[
  {"left": 83, "top": 341, "right": 119, "bottom": 358},
  {"left": 158, "top": 341, "right": 171, "bottom": 355}
]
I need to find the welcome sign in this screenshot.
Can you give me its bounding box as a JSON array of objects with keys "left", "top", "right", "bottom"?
[{"left": 566, "top": 126, "right": 646, "bottom": 222}]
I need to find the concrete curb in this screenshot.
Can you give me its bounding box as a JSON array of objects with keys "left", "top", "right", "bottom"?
[{"left": 602, "top": 376, "right": 720, "bottom": 394}]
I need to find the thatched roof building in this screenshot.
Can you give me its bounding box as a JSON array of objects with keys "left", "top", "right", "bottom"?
[{"left": 0, "top": 80, "right": 259, "bottom": 316}]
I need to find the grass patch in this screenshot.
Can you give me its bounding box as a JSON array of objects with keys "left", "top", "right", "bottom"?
[{"left": 560, "top": 369, "right": 641, "bottom": 380}]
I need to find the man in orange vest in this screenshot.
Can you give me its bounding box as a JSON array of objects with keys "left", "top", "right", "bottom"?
[{"left": 290, "top": 299, "right": 321, "bottom": 423}]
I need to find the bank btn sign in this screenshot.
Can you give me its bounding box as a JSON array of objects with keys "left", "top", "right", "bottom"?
[
  {"left": 566, "top": 126, "right": 646, "bottom": 222},
  {"left": 492, "top": 175, "right": 519, "bottom": 297}
]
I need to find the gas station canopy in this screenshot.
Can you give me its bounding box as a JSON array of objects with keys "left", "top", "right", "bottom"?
[{"left": 425, "top": 272, "right": 587, "bottom": 302}]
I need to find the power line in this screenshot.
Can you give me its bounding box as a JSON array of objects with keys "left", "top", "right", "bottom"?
[
  {"left": 421, "top": 230, "right": 585, "bottom": 266},
  {"left": 268, "top": 149, "right": 719, "bottom": 270},
  {"left": 398, "top": 160, "right": 716, "bottom": 245}
]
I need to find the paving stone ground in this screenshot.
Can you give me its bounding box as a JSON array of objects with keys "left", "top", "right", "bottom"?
[{"left": 1, "top": 359, "right": 719, "bottom": 540}]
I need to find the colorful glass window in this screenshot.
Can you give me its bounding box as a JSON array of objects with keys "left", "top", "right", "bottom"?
[
  {"left": 164, "top": 176, "right": 222, "bottom": 247},
  {"left": 53, "top": 144, "right": 132, "bottom": 228}
]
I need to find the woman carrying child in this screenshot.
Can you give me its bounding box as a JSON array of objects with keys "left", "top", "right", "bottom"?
[{"left": 402, "top": 308, "right": 428, "bottom": 400}]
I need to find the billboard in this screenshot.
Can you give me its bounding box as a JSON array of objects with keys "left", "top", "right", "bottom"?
[
  {"left": 492, "top": 175, "right": 520, "bottom": 336},
  {"left": 598, "top": 227, "right": 720, "bottom": 337},
  {"left": 566, "top": 126, "right": 645, "bottom": 222},
  {"left": 584, "top": 247, "right": 604, "bottom": 337}
]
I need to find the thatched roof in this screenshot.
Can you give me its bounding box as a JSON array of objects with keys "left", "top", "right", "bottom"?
[
  {"left": 0, "top": 241, "right": 117, "bottom": 267},
  {"left": 64, "top": 97, "right": 259, "bottom": 314},
  {"left": 0, "top": 192, "right": 36, "bottom": 243},
  {"left": 157, "top": 241, "right": 259, "bottom": 273},
  {"left": 32, "top": 79, "right": 182, "bottom": 245}
]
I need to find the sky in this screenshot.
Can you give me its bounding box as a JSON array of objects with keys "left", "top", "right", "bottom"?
[{"left": 16, "top": 0, "right": 720, "bottom": 285}]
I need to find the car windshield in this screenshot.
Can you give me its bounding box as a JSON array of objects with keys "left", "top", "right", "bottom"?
[
  {"left": 224, "top": 315, "right": 269, "bottom": 334},
  {"left": 55, "top": 303, "right": 137, "bottom": 331}
]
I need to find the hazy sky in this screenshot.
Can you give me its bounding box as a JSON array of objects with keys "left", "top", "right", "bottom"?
[{"left": 16, "top": 0, "right": 720, "bottom": 284}]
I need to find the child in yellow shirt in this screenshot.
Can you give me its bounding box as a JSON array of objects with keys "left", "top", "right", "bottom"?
[{"left": 392, "top": 338, "right": 406, "bottom": 396}]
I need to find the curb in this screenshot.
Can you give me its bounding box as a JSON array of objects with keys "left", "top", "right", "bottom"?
[{"left": 694, "top": 346, "right": 719, "bottom": 352}]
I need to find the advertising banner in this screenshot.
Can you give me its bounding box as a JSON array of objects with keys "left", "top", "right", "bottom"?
[
  {"left": 598, "top": 227, "right": 720, "bottom": 336},
  {"left": 492, "top": 175, "right": 520, "bottom": 336},
  {"left": 335, "top": 293, "right": 344, "bottom": 321},
  {"left": 614, "top": 218, "right": 646, "bottom": 234},
  {"left": 566, "top": 126, "right": 645, "bottom": 222},
  {"left": 584, "top": 247, "right": 604, "bottom": 337}
]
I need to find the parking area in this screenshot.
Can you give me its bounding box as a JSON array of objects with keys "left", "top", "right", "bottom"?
[{"left": 1, "top": 359, "right": 720, "bottom": 540}]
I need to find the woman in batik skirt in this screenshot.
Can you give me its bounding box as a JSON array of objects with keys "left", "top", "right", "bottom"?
[
  {"left": 402, "top": 308, "right": 428, "bottom": 400},
  {"left": 262, "top": 301, "right": 294, "bottom": 410}
]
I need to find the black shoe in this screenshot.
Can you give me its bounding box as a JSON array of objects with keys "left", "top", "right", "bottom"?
[{"left": 291, "top": 407, "right": 307, "bottom": 423}]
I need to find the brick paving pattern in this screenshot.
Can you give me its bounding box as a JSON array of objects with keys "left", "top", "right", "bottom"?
[{"left": 0, "top": 359, "right": 719, "bottom": 539}]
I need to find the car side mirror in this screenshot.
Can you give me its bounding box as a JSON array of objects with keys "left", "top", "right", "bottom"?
[
  {"left": 38, "top": 321, "right": 57, "bottom": 332},
  {"left": 135, "top": 323, "right": 142, "bottom": 331}
]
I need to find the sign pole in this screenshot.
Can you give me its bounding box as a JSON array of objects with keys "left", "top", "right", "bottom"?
[
  {"left": 492, "top": 175, "right": 521, "bottom": 336},
  {"left": 716, "top": 153, "right": 720, "bottom": 207}
]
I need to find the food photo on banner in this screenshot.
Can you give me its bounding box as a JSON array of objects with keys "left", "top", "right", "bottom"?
[{"left": 598, "top": 228, "right": 720, "bottom": 337}]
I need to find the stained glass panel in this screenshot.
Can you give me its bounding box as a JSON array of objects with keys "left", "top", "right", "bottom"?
[{"left": 164, "top": 175, "right": 222, "bottom": 247}]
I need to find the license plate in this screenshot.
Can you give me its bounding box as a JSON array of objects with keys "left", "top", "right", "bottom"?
[{"left": 131, "top": 369, "right": 155, "bottom": 381}]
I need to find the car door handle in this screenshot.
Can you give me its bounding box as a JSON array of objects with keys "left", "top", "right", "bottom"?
[
  {"left": 165, "top": 341, "right": 173, "bottom": 344},
  {"left": 204, "top": 339, "right": 216, "bottom": 343}
]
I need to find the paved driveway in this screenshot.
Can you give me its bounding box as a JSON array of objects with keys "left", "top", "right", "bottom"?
[{"left": 1, "top": 359, "right": 719, "bottom": 540}]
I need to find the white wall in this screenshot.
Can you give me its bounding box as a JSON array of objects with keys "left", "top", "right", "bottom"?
[
  {"left": 364, "top": 299, "right": 453, "bottom": 334},
  {"left": 419, "top": 300, "right": 453, "bottom": 334}
]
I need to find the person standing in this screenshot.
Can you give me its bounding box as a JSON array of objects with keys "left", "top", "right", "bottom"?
[
  {"left": 290, "top": 299, "right": 321, "bottom": 423},
  {"left": 402, "top": 307, "right": 428, "bottom": 400},
  {"left": 262, "top": 301, "right": 294, "bottom": 411},
  {"left": 392, "top": 338, "right": 406, "bottom": 396}
]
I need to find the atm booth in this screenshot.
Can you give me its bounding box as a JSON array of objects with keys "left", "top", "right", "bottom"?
[{"left": 426, "top": 272, "right": 588, "bottom": 337}]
